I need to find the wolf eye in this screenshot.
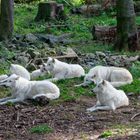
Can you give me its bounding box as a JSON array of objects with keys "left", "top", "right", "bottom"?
[{"left": 91, "top": 75, "right": 96, "bottom": 79}]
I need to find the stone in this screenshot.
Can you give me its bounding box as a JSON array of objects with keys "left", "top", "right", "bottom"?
[
  {"left": 95, "top": 51, "right": 106, "bottom": 57},
  {"left": 24, "top": 33, "right": 38, "bottom": 42}
]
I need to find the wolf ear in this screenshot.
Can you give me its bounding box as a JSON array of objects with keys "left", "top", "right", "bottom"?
[
  {"left": 102, "top": 80, "right": 106, "bottom": 85},
  {"left": 47, "top": 57, "right": 51, "bottom": 62},
  {"left": 15, "top": 76, "right": 20, "bottom": 81},
  {"left": 52, "top": 58, "right": 55, "bottom": 63},
  {"left": 42, "top": 63, "right": 45, "bottom": 67}
]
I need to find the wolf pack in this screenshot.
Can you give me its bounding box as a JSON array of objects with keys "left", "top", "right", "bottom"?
[{"left": 0, "top": 57, "right": 133, "bottom": 112}]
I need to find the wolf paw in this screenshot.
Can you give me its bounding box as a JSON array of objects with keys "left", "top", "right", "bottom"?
[{"left": 33, "top": 96, "right": 50, "bottom": 105}]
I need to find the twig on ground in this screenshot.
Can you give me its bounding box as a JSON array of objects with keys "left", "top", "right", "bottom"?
[{"left": 131, "top": 112, "right": 140, "bottom": 121}]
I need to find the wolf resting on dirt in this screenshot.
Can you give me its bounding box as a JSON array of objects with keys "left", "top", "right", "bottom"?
[
  {"left": 0, "top": 74, "right": 60, "bottom": 105},
  {"left": 87, "top": 80, "right": 129, "bottom": 112},
  {"left": 75, "top": 66, "right": 133, "bottom": 87},
  {"left": 41, "top": 57, "right": 85, "bottom": 81}
]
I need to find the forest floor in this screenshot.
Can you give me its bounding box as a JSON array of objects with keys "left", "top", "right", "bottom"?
[{"left": 0, "top": 94, "right": 140, "bottom": 140}]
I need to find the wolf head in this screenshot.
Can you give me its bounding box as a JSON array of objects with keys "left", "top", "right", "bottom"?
[
  {"left": 41, "top": 57, "right": 55, "bottom": 72},
  {"left": 84, "top": 73, "right": 102, "bottom": 85},
  {"left": 0, "top": 74, "right": 19, "bottom": 88},
  {"left": 92, "top": 80, "right": 108, "bottom": 94},
  {"left": 10, "top": 64, "right": 30, "bottom": 80}
]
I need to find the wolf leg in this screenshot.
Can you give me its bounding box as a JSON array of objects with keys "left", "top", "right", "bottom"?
[
  {"left": 0, "top": 98, "right": 23, "bottom": 105},
  {"left": 33, "top": 93, "right": 59, "bottom": 100},
  {"left": 87, "top": 105, "right": 115, "bottom": 112},
  {"left": 46, "top": 77, "right": 59, "bottom": 82},
  {"left": 0, "top": 96, "right": 14, "bottom": 102}
]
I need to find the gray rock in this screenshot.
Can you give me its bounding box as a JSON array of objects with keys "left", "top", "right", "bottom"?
[
  {"left": 16, "top": 55, "right": 29, "bottom": 66},
  {"left": 27, "top": 48, "right": 40, "bottom": 59},
  {"left": 24, "top": 33, "right": 38, "bottom": 42},
  {"left": 95, "top": 51, "right": 106, "bottom": 57}
]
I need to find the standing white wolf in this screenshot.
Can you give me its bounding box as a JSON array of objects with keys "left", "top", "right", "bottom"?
[
  {"left": 41, "top": 57, "right": 85, "bottom": 81},
  {"left": 75, "top": 66, "right": 133, "bottom": 87},
  {"left": 87, "top": 80, "right": 129, "bottom": 112},
  {"left": 0, "top": 74, "right": 60, "bottom": 105}
]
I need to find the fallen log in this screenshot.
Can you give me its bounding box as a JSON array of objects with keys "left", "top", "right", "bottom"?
[
  {"left": 33, "top": 48, "right": 78, "bottom": 64},
  {"left": 71, "top": 4, "right": 102, "bottom": 16}
]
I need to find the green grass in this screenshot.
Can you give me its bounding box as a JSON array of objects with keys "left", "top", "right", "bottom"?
[
  {"left": 100, "top": 130, "right": 113, "bottom": 138},
  {"left": 13, "top": 3, "right": 140, "bottom": 54},
  {"left": 30, "top": 124, "right": 53, "bottom": 134},
  {"left": 120, "top": 79, "right": 140, "bottom": 94},
  {"left": 100, "top": 123, "right": 140, "bottom": 139},
  {"left": 120, "top": 62, "right": 140, "bottom": 94},
  {"left": 50, "top": 77, "right": 95, "bottom": 104},
  {"left": 14, "top": 4, "right": 46, "bottom": 34}
]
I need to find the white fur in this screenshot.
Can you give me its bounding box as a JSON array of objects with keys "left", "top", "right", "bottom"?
[
  {"left": 30, "top": 69, "right": 46, "bottom": 80},
  {"left": 10, "top": 64, "right": 30, "bottom": 80},
  {"left": 41, "top": 57, "right": 85, "bottom": 81},
  {"left": 0, "top": 74, "right": 60, "bottom": 104},
  {"left": 87, "top": 80, "right": 129, "bottom": 112},
  {"left": 76, "top": 66, "right": 133, "bottom": 87}
]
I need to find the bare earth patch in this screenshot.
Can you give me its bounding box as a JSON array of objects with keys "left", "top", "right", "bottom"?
[{"left": 0, "top": 95, "right": 139, "bottom": 140}]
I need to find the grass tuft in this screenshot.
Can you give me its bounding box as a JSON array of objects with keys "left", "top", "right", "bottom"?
[{"left": 30, "top": 124, "right": 53, "bottom": 134}]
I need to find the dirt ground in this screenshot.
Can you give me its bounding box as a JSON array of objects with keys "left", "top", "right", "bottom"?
[{"left": 0, "top": 95, "right": 140, "bottom": 140}]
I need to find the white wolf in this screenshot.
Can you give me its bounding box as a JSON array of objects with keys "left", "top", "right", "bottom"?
[
  {"left": 10, "top": 64, "right": 30, "bottom": 80},
  {"left": 87, "top": 80, "right": 129, "bottom": 112},
  {"left": 41, "top": 57, "right": 85, "bottom": 81},
  {"left": 0, "top": 74, "right": 60, "bottom": 105},
  {"left": 75, "top": 66, "right": 133, "bottom": 87},
  {"left": 30, "top": 69, "right": 48, "bottom": 80}
]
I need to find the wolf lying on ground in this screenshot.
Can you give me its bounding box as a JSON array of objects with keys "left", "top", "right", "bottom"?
[
  {"left": 75, "top": 66, "right": 133, "bottom": 87},
  {"left": 41, "top": 57, "right": 85, "bottom": 81},
  {"left": 0, "top": 74, "right": 60, "bottom": 105},
  {"left": 87, "top": 80, "right": 129, "bottom": 112},
  {"left": 10, "top": 64, "right": 31, "bottom": 80}
]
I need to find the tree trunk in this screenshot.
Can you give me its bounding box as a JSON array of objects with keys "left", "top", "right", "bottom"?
[
  {"left": 35, "top": 1, "right": 65, "bottom": 21},
  {"left": 92, "top": 25, "right": 116, "bottom": 42},
  {"left": 114, "top": 0, "right": 140, "bottom": 51},
  {"left": 0, "top": 0, "right": 14, "bottom": 41},
  {"left": 134, "top": 1, "right": 140, "bottom": 13}
]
